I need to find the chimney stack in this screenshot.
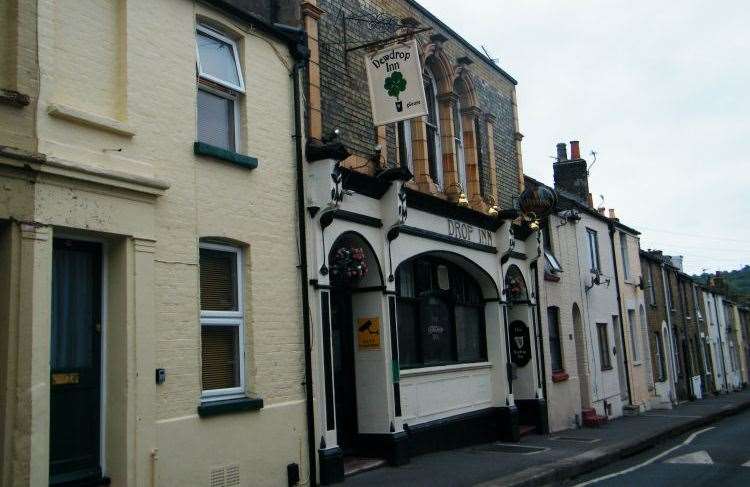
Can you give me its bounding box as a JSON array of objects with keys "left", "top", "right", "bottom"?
[
  {"left": 608, "top": 208, "right": 617, "bottom": 220},
  {"left": 570, "top": 140, "right": 581, "bottom": 159},
  {"left": 553, "top": 140, "right": 590, "bottom": 205}
]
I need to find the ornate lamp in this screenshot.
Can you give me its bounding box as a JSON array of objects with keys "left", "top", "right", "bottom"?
[{"left": 518, "top": 185, "right": 557, "bottom": 223}]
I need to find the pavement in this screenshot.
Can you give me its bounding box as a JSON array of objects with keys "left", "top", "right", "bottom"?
[{"left": 343, "top": 389, "right": 750, "bottom": 487}]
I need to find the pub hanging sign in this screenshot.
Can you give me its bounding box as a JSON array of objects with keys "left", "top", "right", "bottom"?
[
  {"left": 509, "top": 320, "right": 532, "bottom": 367},
  {"left": 364, "top": 39, "right": 428, "bottom": 126}
]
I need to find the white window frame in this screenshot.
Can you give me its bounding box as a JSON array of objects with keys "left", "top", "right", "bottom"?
[
  {"left": 587, "top": 228, "right": 600, "bottom": 273},
  {"left": 424, "top": 67, "right": 443, "bottom": 188},
  {"left": 397, "top": 120, "right": 413, "bottom": 172},
  {"left": 199, "top": 241, "right": 246, "bottom": 401},
  {"left": 197, "top": 84, "right": 241, "bottom": 152},
  {"left": 196, "top": 24, "right": 245, "bottom": 93},
  {"left": 452, "top": 98, "right": 467, "bottom": 192},
  {"left": 628, "top": 309, "right": 640, "bottom": 363},
  {"left": 620, "top": 233, "right": 629, "bottom": 280}
]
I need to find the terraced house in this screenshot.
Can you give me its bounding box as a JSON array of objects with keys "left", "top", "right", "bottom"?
[
  {"left": 0, "top": 1, "right": 310, "bottom": 485},
  {"left": 299, "top": 0, "right": 557, "bottom": 482}
]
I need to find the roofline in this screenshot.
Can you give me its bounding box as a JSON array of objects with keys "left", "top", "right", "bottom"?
[{"left": 406, "top": 0, "right": 518, "bottom": 85}]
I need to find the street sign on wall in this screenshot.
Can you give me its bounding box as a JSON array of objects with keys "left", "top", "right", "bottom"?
[{"left": 364, "top": 39, "right": 428, "bottom": 126}]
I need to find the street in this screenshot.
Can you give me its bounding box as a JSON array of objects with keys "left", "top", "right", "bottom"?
[{"left": 570, "top": 407, "right": 750, "bottom": 487}]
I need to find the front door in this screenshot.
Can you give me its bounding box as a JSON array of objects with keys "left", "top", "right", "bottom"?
[
  {"left": 331, "top": 290, "right": 358, "bottom": 453},
  {"left": 49, "top": 239, "right": 103, "bottom": 484},
  {"left": 612, "top": 316, "right": 629, "bottom": 402}
]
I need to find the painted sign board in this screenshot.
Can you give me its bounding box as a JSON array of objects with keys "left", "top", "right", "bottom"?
[
  {"left": 364, "top": 39, "right": 428, "bottom": 126},
  {"left": 357, "top": 317, "right": 381, "bottom": 349},
  {"left": 509, "top": 320, "right": 532, "bottom": 366}
]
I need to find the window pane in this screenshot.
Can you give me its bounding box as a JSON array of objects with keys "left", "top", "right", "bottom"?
[
  {"left": 198, "top": 89, "right": 234, "bottom": 150},
  {"left": 397, "top": 300, "right": 419, "bottom": 368},
  {"left": 456, "top": 305, "right": 483, "bottom": 362},
  {"left": 597, "top": 323, "right": 610, "bottom": 369},
  {"left": 420, "top": 295, "right": 453, "bottom": 364},
  {"left": 200, "top": 247, "right": 238, "bottom": 311},
  {"left": 197, "top": 30, "right": 241, "bottom": 87},
  {"left": 547, "top": 307, "right": 563, "bottom": 372},
  {"left": 201, "top": 325, "right": 240, "bottom": 390}
]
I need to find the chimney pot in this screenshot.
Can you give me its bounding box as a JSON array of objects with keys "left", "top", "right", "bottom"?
[
  {"left": 597, "top": 207, "right": 606, "bottom": 215},
  {"left": 556, "top": 143, "right": 568, "bottom": 162},
  {"left": 570, "top": 140, "right": 581, "bottom": 159},
  {"left": 587, "top": 193, "right": 594, "bottom": 207},
  {"left": 608, "top": 209, "right": 616, "bottom": 219}
]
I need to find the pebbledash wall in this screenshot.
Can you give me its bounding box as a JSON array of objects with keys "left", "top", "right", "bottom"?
[
  {"left": 0, "top": 1, "right": 307, "bottom": 486},
  {"left": 300, "top": 0, "right": 547, "bottom": 483}
]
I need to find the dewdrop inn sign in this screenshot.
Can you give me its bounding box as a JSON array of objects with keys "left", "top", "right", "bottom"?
[{"left": 365, "top": 39, "right": 428, "bottom": 126}]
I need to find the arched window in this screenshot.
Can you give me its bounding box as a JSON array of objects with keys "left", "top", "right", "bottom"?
[
  {"left": 452, "top": 97, "right": 466, "bottom": 192},
  {"left": 396, "top": 256, "right": 486, "bottom": 368},
  {"left": 423, "top": 68, "right": 443, "bottom": 188},
  {"left": 504, "top": 265, "right": 528, "bottom": 303}
]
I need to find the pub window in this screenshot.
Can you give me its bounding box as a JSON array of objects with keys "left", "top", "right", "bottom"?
[
  {"left": 423, "top": 68, "right": 443, "bottom": 188},
  {"left": 199, "top": 241, "right": 245, "bottom": 399},
  {"left": 452, "top": 98, "right": 466, "bottom": 191},
  {"left": 196, "top": 24, "right": 245, "bottom": 152},
  {"left": 396, "top": 257, "right": 486, "bottom": 368},
  {"left": 587, "top": 228, "right": 600, "bottom": 273},
  {"left": 547, "top": 306, "right": 563, "bottom": 372},
  {"left": 396, "top": 120, "right": 413, "bottom": 171},
  {"left": 597, "top": 322, "right": 612, "bottom": 370}
]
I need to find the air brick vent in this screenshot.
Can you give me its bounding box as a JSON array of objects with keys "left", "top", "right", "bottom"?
[{"left": 210, "top": 464, "right": 240, "bottom": 487}]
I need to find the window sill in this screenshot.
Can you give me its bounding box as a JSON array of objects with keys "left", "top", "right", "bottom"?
[
  {"left": 551, "top": 370, "right": 569, "bottom": 383},
  {"left": 197, "top": 396, "right": 264, "bottom": 417},
  {"left": 47, "top": 103, "right": 135, "bottom": 137},
  {"left": 601, "top": 366, "right": 613, "bottom": 372},
  {"left": 544, "top": 271, "right": 561, "bottom": 282},
  {"left": 632, "top": 361, "right": 643, "bottom": 367},
  {"left": 400, "top": 361, "right": 492, "bottom": 378},
  {"left": 194, "top": 141, "right": 258, "bottom": 169}
]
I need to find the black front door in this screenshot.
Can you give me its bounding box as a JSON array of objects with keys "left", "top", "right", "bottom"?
[
  {"left": 331, "top": 290, "right": 358, "bottom": 453},
  {"left": 49, "top": 239, "right": 103, "bottom": 484}
]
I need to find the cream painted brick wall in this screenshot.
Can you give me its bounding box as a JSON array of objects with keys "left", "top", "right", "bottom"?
[{"left": 12, "top": 1, "right": 308, "bottom": 484}]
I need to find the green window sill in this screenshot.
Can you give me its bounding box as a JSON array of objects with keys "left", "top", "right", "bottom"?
[
  {"left": 197, "top": 396, "right": 264, "bottom": 417},
  {"left": 194, "top": 141, "right": 258, "bottom": 169}
]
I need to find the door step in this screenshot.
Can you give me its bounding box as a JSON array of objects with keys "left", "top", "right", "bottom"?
[
  {"left": 581, "top": 408, "right": 608, "bottom": 427},
  {"left": 343, "top": 457, "right": 386, "bottom": 477},
  {"left": 519, "top": 425, "right": 536, "bottom": 437}
]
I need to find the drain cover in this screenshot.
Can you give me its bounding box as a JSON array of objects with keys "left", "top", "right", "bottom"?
[
  {"left": 550, "top": 436, "right": 600, "bottom": 443},
  {"left": 476, "top": 443, "right": 548, "bottom": 454}
]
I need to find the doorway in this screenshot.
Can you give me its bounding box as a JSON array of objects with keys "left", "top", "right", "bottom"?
[
  {"left": 331, "top": 289, "right": 358, "bottom": 453},
  {"left": 49, "top": 238, "right": 103, "bottom": 485}
]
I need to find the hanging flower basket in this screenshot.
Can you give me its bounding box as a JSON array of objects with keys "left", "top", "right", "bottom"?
[{"left": 330, "top": 246, "right": 368, "bottom": 284}]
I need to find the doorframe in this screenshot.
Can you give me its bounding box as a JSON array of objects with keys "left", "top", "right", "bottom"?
[
  {"left": 54, "top": 232, "right": 108, "bottom": 476},
  {"left": 330, "top": 288, "right": 359, "bottom": 452}
]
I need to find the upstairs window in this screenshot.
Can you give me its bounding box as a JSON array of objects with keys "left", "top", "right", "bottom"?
[
  {"left": 196, "top": 25, "right": 244, "bottom": 152},
  {"left": 423, "top": 68, "right": 443, "bottom": 188},
  {"left": 597, "top": 322, "right": 612, "bottom": 370},
  {"left": 587, "top": 228, "right": 601, "bottom": 273},
  {"left": 452, "top": 98, "right": 467, "bottom": 192},
  {"left": 647, "top": 264, "right": 657, "bottom": 305},
  {"left": 542, "top": 217, "right": 562, "bottom": 275},
  {"left": 396, "top": 120, "right": 413, "bottom": 172},
  {"left": 619, "top": 233, "right": 629, "bottom": 279}
]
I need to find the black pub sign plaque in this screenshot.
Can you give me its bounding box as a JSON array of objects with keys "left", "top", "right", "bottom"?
[{"left": 509, "top": 320, "right": 532, "bottom": 367}]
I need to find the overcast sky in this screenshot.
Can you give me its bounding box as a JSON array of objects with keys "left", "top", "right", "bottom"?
[{"left": 418, "top": 0, "right": 750, "bottom": 275}]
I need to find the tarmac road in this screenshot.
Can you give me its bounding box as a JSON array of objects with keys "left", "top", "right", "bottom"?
[{"left": 569, "top": 407, "right": 750, "bottom": 487}]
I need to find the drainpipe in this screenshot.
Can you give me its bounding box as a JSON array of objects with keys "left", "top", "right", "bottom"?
[
  {"left": 274, "top": 23, "right": 317, "bottom": 486},
  {"left": 609, "top": 223, "right": 634, "bottom": 407}
]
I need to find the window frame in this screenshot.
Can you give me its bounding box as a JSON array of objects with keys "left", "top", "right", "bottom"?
[
  {"left": 547, "top": 306, "right": 564, "bottom": 372},
  {"left": 396, "top": 120, "right": 413, "bottom": 172},
  {"left": 587, "top": 228, "right": 601, "bottom": 273},
  {"left": 199, "top": 241, "right": 246, "bottom": 401},
  {"left": 619, "top": 233, "right": 629, "bottom": 280},
  {"left": 196, "top": 24, "right": 246, "bottom": 93},
  {"left": 597, "top": 322, "right": 612, "bottom": 370},
  {"left": 452, "top": 98, "right": 467, "bottom": 192},
  {"left": 654, "top": 331, "right": 666, "bottom": 381},
  {"left": 647, "top": 264, "right": 657, "bottom": 305},
  {"left": 423, "top": 67, "right": 443, "bottom": 188},
  {"left": 627, "top": 309, "right": 640, "bottom": 363},
  {"left": 197, "top": 84, "right": 241, "bottom": 153}
]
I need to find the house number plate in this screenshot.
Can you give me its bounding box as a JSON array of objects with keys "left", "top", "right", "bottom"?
[{"left": 52, "top": 372, "right": 80, "bottom": 385}]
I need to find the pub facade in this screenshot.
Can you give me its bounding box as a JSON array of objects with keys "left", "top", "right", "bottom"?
[{"left": 299, "top": 0, "right": 551, "bottom": 482}]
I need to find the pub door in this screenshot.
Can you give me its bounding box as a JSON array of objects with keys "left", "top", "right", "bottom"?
[
  {"left": 331, "top": 289, "right": 358, "bottom": 454},
  {"left": 49, "top": 239, "right": 103, "bottom": 485}
]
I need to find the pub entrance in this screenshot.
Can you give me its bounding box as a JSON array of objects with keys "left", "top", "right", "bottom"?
[{"left": 331, "top": 288, "right": 358, "bottom": 453}]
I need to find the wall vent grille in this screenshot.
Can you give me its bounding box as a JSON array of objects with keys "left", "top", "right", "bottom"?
[{"left": 210, "top": 464, "right": 240, "bottom": 487}]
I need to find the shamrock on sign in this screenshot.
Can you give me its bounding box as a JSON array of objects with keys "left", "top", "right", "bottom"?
[{"left": 384, "top": 71, "right": 407, "bottom": 111}]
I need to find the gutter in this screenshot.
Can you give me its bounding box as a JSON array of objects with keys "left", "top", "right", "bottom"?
[
  {"left": 273, "top": 23, "right": 317, "bottom": 486},
  {"left": 609, "top": 222, "right": 634, "bottom": 407}
]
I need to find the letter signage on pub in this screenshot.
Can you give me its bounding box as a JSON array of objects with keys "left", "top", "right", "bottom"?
[{"left": 364, "top": 39, "right": 428, "bottom": 126}]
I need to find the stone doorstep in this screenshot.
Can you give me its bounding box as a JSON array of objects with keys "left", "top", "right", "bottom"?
[
  {"left": 476, "top": 394, "right": 750, "bottom": 487},
  {"left": 343, "top": 457, "right": 387, "bottom": 478}
]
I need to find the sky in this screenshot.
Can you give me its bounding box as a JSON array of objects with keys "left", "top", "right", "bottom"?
[{"left": 417, "top": 0, "right": 750, "bottom": 275}]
